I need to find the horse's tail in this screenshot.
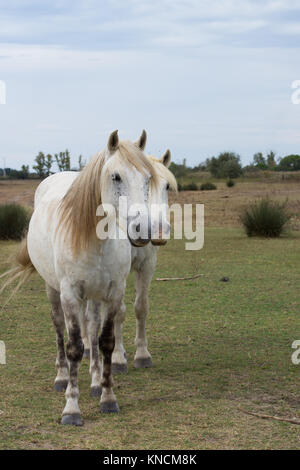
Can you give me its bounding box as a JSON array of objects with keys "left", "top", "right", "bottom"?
[{"left": 0, "top": 235, "right": 36, "bottom": 303}]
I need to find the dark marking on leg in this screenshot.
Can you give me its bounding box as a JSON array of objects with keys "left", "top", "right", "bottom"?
[
  {"left": 66, "top": 322, "right": 84, "bottom": 364},
  {"left": 99, "top": 319, "right": 115, "bottom": 389},
  {"left": 53, "top": 380, "right": 68, "bottom": 392}
]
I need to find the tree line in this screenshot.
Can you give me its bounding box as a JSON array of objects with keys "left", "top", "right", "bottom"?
[
  {"left": 169, "top": 151, "right": 300, "bottom": 179},
  {"left": 0, "top": 150, "right": 86, "bottom": 179},
  {"left": 1, "top": 149, "right": 300, "bottom": 180}
]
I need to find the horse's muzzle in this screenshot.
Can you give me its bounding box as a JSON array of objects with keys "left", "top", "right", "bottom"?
[
  {"left": 127, "top": 218, "right": 151, "bottom": 247},
  {"left": 151, "top": 239, "right": 167, "bottom": 246},
  {"left": 129, "top": 237, "right": 151, "bottom": 247}
]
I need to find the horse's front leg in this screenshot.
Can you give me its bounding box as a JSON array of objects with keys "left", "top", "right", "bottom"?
[
  {"left": 112, "top": 301, "right": 128, "bottom": 374},
  {"left": 134, "top": 263, "right": 154, "bottom": 368},
  {"left": 80, "top": 301, "right": 90, "bottom": 359},
  {"left": 60, "top": 280, "right": 84, "bottom": 426},
  {"left": 99, "top": 299, "right": 121, "bottom": 413},
  {"left": 85, "top": 300, "right": 102, "bottom": 397}
]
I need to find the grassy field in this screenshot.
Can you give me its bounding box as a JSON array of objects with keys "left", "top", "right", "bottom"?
[{"left": 0, "top": 179, "right": 299, "bottom": 449}]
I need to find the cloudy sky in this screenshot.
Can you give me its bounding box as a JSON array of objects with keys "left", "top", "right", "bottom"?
[{"left": 1, "top": 0, "right": 300, "bottom": 170}]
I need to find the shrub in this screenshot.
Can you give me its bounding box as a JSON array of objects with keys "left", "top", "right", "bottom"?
[
  {"left": 200, "top": 182, "right": 217, "bottom": 191},
  {"left": 207, "top": 152, "right": 243, "bottom": 178},
  {"left": 226, "top": 179, "right": 235, "bottom": 187},
  {"left": 182, "top": 182, "right": 198, "bottom": 191},
  {"left": 240, "top": 198, "right": 291, "bottom": 237},
  {"left": 277, "top": 154, "right": 300, "bottom": 171},
  {"left": 0, "top": 204, "right": 30, "bottom": 240}
]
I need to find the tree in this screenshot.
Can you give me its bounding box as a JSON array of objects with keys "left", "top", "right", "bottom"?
[
  {"left": 78, "top": 154, "right": 85, "bottom": 170},
  {"left": 169, "top": 161, "right": 189, "bottom": 178},
  {"left": 277, "top": 154, "right": 300, "bottom": 171},
  {"left": 55, "top": 149, "right": 71, "bottom": 172},
  {"left": 33, "top": 152, "right": 46, "bottom": 178},
  {"left": 207, "top": 152, "right": 242, "bottom": 178},
  {"left": 267, "top": 150, "right": 277, "bottom": 170},
  {"left": 253, "top": 152, "right": 267, "bottom": 169},
  {"left": 21, "top": 165, "right": 29, "bottom": 179},
  {"left": 45, "top": 154, "right": 53, "bottom": 176}
]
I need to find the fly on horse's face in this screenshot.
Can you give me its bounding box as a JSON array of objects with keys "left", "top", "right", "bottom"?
[{"left": 101, "top": 130, "right": 153, "bottom": 247}]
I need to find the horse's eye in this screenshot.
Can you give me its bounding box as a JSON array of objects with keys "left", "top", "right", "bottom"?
[
  {"left": 166, "top": 183, "right": 170, "bottom": 190},
  {"left": 112, "top": 173, "right": 121, "bottom": 182}
]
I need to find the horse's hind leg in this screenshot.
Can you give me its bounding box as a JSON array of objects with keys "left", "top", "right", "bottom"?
[
  {"left": 60, "top": 280, "right": 84, "bottom": 426},
  {"left": 112, "top": 301, "right": 128, "bottom": 374},
  {"left": 133, "top": 263, "right": 154, "bottom": 368},
  {"left": 85, "top": 300, "right": 102, "bottom": 397},
  {"left": 46, "top": 283, "right": 69, "bottom": 392}
]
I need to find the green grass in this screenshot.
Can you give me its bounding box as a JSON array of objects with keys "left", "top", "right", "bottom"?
[{"left": 0, "top": 228, "right": 299, "bottom": 449}]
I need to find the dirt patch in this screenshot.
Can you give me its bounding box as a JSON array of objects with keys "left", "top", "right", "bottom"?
[{"left": 0, "top": 180, "right": 39, "bottom": 207}]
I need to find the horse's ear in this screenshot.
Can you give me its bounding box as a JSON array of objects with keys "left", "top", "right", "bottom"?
[
  {"left": 160, "top": 149, "right": 171, "bottom": 167},
  {"left": 135, "top": 129, "right": 147, "bottom": 151},
  {"left": 107, "top": 130, "right": 119, "bottom": 153}
]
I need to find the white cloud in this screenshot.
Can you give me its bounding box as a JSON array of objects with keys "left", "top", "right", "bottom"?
[{"left": 0, "top": 43, "right": 150, "bottom": 70}]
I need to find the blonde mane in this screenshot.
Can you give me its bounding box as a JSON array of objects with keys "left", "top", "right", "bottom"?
[
  {"left": 148, "top": 155, "right": 178, "bottom": 191},
  {"left": 57, "top": 141, "right": 158, "bottom": 256}
]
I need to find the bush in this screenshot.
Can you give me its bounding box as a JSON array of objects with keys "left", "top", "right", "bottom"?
[
  {"left": 0, "top": 204, "right": 30, "bottom": 240},
  {"left": 226, "top": 179, "right": 235, "bottom": 187},
  {"left": 207, "top": 152, "right": 243, "bottom": 178},
  {"left": 240, "top": 198, "right": 291, "bottom": 237},
  {"left": 182, "top": 182, "right": 198, "bottom": 191},
  {"left": 277, "top": 154, "right": 300, "bottom": 171},
  {"left": 200, "top": 182, "right": 217, "bottom": 191}
]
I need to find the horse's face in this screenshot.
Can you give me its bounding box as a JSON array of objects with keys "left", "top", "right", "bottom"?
[
  {"left": 149, "top": 150, "right": 174, "bottom": 246},
  {"left": 101, "top": 131, "right": 151, "bottom": 247}
]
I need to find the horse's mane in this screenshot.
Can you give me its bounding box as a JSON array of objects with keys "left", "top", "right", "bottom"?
[
  {"left": 57, "top": 141, "right": 158, "bottom": 256},
  {"left": 148, "top": 155, "right": 178, "bottom": 191}
]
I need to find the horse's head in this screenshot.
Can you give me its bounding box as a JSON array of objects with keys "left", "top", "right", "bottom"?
[
  {"left": 101, "top": 130, "right": 155, "bottom": 247},
  {"left": 148, "top": 150, "right": 177, "bottom": 246}
]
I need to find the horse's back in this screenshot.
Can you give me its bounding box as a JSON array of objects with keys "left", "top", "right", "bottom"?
[{"left": 34, "top": 171, "right": 78, "bottom": 208}]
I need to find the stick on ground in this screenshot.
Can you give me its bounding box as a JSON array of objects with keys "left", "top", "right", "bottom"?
[
  {"left": 239, "top": 408, "right": 300, "bottom": 425},
  {"left": 156, "top": 273, "right": 204, "bottom": 281}
]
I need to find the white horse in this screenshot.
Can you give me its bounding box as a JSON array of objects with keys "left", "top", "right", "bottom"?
[
  {"left": 4, "top": 130, "right": 164, "bottom": 426},
  {"left": 80, "top": 151, "right": 177, "bottom": 373}
]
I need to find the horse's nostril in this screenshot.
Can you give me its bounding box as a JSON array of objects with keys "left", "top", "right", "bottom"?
[{"left": 136, "top": 224, "right": 140, "bottom": 233}]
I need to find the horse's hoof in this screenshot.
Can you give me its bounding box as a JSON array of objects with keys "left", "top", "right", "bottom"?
[
  {"left": 134, "top": 357, "right": 153, "bottom": 368},
  {"left": 100, "top": 401, "right": 120, "bottom": 413},
  {"left": 112, "top": 363, "right": 128, "bottom": 374},
  {"left": 53, "top": 380, "right": 68, "bottom": 392},
  {"left": 83, "top": 348, "right": 90, "bottom": 359},
  {"left": 61, "top": 413, "right": 83, "bottom": 426},
  {"left": 90, "top": 386, "right": 102, "bottom": 397}
]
